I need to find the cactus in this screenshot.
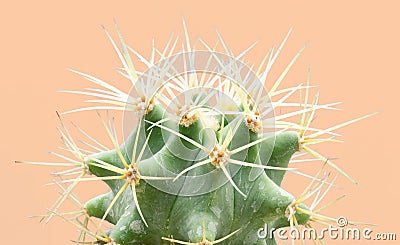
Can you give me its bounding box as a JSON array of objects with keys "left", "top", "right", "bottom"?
[{"left": 16, "top": 21, "right": 377, "bottom": 245}]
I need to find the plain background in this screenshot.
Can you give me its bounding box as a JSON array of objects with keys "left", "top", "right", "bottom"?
[{"left": 1, "top": 1, "right": 398, "bottom": 244}]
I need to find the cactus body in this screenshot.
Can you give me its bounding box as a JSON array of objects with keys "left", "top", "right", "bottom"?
[
  {"left": 84, "top": 114, "right": 307, "bottom": 244},
  {"left": 16, "top": 22, "right": 377, "bottom": 245}
]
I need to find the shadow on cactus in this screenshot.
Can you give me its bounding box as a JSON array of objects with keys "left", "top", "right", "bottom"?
[{"left": 16, "top": 20, "right": 378, "bottom": 244}]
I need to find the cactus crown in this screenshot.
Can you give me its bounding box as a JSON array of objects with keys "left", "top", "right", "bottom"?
[{"left": 16, "top": 20, "right": 377, "bottom": 245}]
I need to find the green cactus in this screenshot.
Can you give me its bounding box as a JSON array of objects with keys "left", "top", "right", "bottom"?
[{"left": 16, "top": 21, "right": 377, "bottom": 245}]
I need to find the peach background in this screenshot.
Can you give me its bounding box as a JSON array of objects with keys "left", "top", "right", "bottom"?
[{"left": 1, "top": 1, "right": 399, "bottom": 244}]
